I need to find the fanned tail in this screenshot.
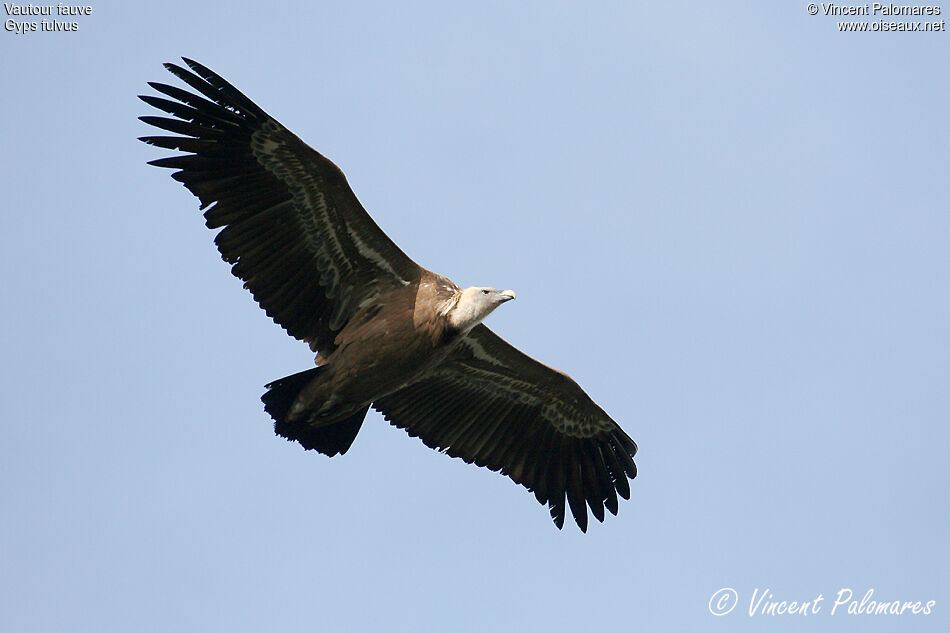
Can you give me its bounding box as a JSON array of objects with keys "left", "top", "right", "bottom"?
[{"left": 262, "top": 367, "right": 368, "bottom": 457}]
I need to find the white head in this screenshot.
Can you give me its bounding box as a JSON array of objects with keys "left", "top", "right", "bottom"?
[{"left": 447, "top": 286, "right": 517, "bottom": 332}]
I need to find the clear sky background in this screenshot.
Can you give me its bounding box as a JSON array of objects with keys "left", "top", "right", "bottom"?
[{"left": 2, "top": 1, "right": 947, "bottom": 631}]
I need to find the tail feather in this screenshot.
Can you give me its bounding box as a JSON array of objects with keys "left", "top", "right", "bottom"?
[
  {"left": 261, "top": 367, "right": 368, "bottom": 457},
  {"left": 261, "top": 367, "right": 321, "bottom": 424},
  {"left": 280, "top": 405, "right": 368, "bottom": 456}
]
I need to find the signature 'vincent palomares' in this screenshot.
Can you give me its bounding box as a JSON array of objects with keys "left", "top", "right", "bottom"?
[{"left": 139, "top": 58, "right": 637, "bottom": 531}]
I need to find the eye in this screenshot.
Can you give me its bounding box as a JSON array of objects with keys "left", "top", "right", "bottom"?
[{"left": 481, "top": 289, "right": 489, "bottom": 295}]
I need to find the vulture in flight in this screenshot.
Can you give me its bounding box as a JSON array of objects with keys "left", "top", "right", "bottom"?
[{"left": 139, "top": 59, "right": 637, "bottom": 531}]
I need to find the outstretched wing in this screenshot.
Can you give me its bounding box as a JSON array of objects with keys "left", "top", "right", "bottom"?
[
  {"left": 138, "top": 58, "right": 422, "bottom": 353},
  {"left": 373, "top": 325, "right": 637, "bottom": 531}
]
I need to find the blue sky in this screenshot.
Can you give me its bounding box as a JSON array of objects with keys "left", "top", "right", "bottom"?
[{"left": 2, "top": 2, "right": 947, "bottom": 631}]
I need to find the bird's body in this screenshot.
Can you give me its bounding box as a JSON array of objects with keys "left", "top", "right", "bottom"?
[
  {"left": 283, "top": 273, "right": 511, "bottom": 430},
  {"left": 140, "top": 59, "right": 637, "bottom": 531},
  {"left": 300, "top": 275, "right": 460, "bottom": 417}
]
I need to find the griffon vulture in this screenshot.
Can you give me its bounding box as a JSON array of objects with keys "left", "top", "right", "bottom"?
[{"left": 139, "top": 59, "right": 637, "bottom": 531}]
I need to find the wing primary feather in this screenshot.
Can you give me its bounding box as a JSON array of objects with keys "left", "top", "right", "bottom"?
[
  {"left": 547, "top": 443, "right": 567, "bottom": 529},
  {"left": 565, "top": 440, "right": 589, "bottom": 532},
  {"left": 612, "top": 436, "right": 638, "bottom": 479},
  {"left": 145, "top": 81, "right": 246, "bottom": 126},
  {"left": 162, "top": 63, "right": 251, "bottom": 116},
  {"left": 138, "top": 94, "right": 240, "bottom": 130},
  {"left": 602, "top": 440, "right": 631, "bottom": 500},
  {"left": 181, "top": 57, "right": 269, "bottom": 119},
  {"left": 139, "top": 115, "right": 222, "bottom": 138},
  {"left": 146, "top": 155, "right": 231, "bottom": 171},
  {"left": 138, "top": 136, "right": 220, "bottom": 153},
  {"left": 146, "top": 156, "right": 192, "bottom": 169},
  {"left": 173, "top": 166, "right": 261, "bottom": 189},
  {"left": 583, "top": 441, "right": 613, "bottom": 504},
  {"left": 579, "top": 444, "right": 606, "bottom": 524},
  {"left": 593, "top": 443, "right": 620, "bottom": 516}
]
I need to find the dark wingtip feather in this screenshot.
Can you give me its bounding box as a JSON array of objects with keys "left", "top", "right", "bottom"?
[
  {"left": 179, "top": 57, "right": 267, "bottom": 119},
  {"left": 566, "top": 478, "right": 588, "bottom": 533},
  {"left": 616, "top": 441, "right": 638, "bottom": 479},
  {"left": 550, "top": 502, "right": 565, "bottom": 529},
  {"left": 162, "top": 62, "right": 205, "bottom": 92},
  {"left": 162, "top": 62, "right": 190, "bottom": 83},
  {"left": 180, "top": 57, "right": 209, "bottom": 77},
  {"left": 146, "top": 156, "right": 180, "bottom": 168},
  {"left": 181, "top": 57, "right": 211, "bottom": 77}
]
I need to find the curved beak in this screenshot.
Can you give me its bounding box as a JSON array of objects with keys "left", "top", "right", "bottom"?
[{"left": 499, "top": 289, "right": 517, "bottom": 302}]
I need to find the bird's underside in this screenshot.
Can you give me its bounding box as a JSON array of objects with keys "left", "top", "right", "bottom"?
[{"left": 139, "top": 58, "right": 638, "bottom": 531}]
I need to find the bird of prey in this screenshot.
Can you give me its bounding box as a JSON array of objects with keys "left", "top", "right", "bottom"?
[{"left": 139, "top": 59, "right": 637, "bottom": 531}]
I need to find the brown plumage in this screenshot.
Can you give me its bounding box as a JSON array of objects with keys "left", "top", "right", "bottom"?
[{"left": 139, "top": 58, "right": 637, "bottom": 531}]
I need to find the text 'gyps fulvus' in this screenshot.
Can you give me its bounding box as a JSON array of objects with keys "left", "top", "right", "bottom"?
[{"left": 139, "top": 59, "right": 637, "bottom": 531}]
